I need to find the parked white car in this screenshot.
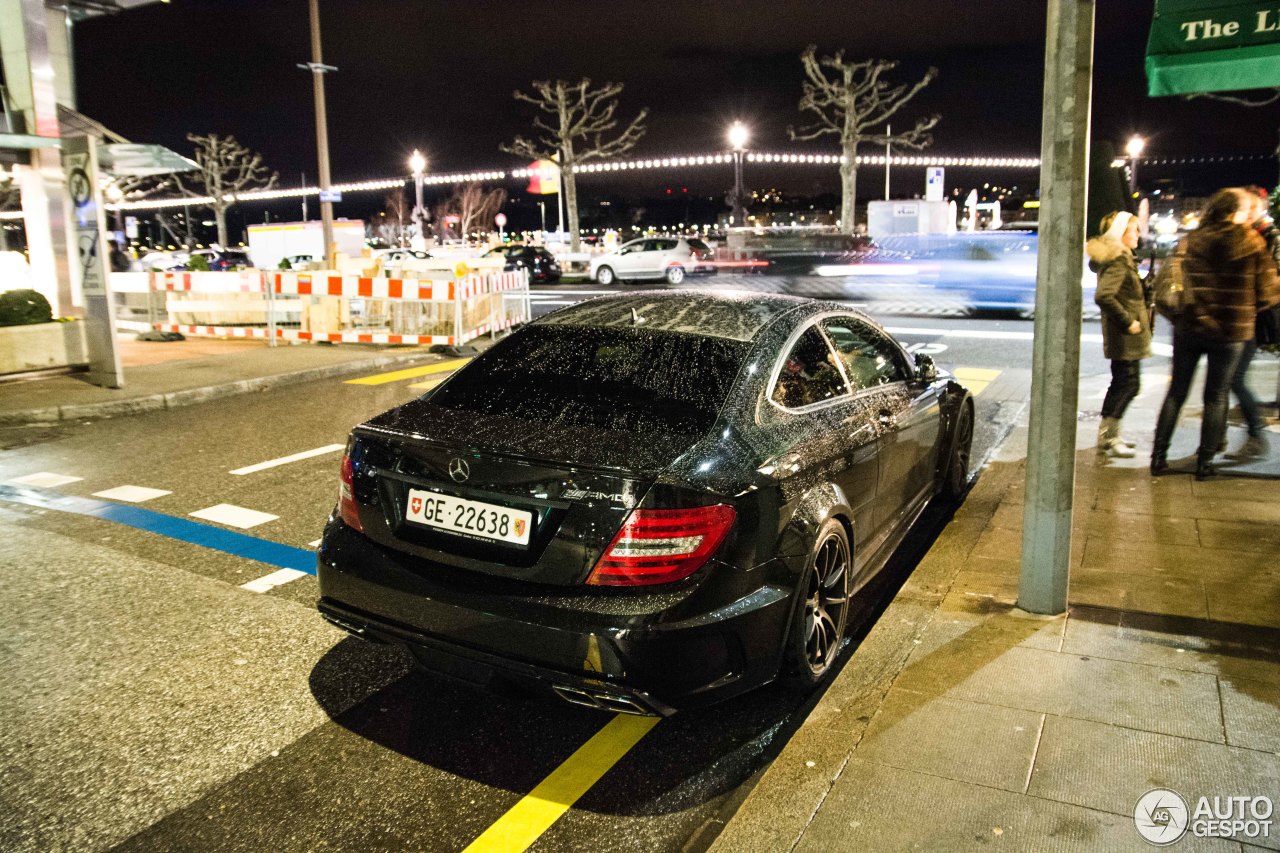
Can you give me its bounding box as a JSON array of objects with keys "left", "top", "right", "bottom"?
[{"left": 589, "top": 236, "right": 716, "bottom": 285}]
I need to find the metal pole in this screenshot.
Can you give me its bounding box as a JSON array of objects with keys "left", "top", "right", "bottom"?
[
  {"left": 306, "top": 0, "right": 336, "bottom": 268},
  {"left": 414, "top": 172, "right": 424, "bottom": 243},
  {"left": 885, "top": 124, "right": 892, "bottom": 200},
  {"left": 301, "top": 171, "right": 308, "bottom": 222},
  {"left": 1017, "top": 0, "right": 1095, "bottom": 615},
  {"left": 1128, "top": 157, "right": 1138, "bottom": 198},
  {"left": 732, "top": 150, "right": 745, "bottom": 225}
]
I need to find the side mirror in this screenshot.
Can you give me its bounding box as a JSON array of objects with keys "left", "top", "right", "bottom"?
[{"left": 914, "top": 352, "right": 938, "bottom": 383}]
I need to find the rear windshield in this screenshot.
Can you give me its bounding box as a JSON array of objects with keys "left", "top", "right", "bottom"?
[{"left": 429, "top": 325, "right": 749, "bottom": 436}]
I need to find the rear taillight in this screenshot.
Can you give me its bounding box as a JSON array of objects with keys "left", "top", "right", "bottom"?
[
  {"left": 587, "top": 505, "right": 736, "bottom": 586},
  {"left": 339, "top": 454, "right": 363, "bottom": 532}
]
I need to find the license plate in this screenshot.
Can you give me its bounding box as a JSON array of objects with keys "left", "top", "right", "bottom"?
[{"left": 405, "top": 488, "right": 533, "bottom": 546}]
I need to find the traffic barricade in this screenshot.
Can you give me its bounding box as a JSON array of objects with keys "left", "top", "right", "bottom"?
[
  {"left": 149, "top": 270, "right": 301, "bottom": 341},
  {"left": 145, "top": 269, "right": 529, "bottom": 345},
  {"left": 267, "top": 270, "right": 530, "bottom": 344},
  {"left": 108, "top": 271, "right": 159, "bottom": 334}
]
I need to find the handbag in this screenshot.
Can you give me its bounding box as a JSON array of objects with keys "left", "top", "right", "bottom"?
[{"left": 1153, "top": 240, "right": 1190, "bottom": 321}]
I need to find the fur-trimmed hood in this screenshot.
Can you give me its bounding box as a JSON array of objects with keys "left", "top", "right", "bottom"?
[{"left": 1086, "top": 235, "right": 1131, "bottom": 271}]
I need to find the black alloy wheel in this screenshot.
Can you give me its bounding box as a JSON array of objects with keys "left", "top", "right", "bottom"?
[
  {"left": 785, "top": 520, "right": 851, "bottom": 688},
  {"left": 943, "top": 398, "right": 974, "bottom": 500}
]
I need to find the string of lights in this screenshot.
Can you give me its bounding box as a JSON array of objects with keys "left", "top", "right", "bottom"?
[{"left": 96, "top": 149, "right": 1275, "bottom": 212}]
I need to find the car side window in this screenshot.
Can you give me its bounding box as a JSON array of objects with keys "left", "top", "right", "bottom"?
[
  {"left": 656, "top": 239, "right": 678, "bottom": 251},
  {"left": 771, "top": 326, "right": 849, "bottom": 409},
  {"left": 820, "top": 318, "right": 912, "bottom": 391}
]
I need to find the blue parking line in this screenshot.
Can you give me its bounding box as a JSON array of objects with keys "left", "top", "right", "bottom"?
[{"left": 0, "top": 485, "right": 317, "bottom": 575}]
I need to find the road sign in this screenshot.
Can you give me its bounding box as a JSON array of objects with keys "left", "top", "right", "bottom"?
[
  {"left": 61, "top": 136, "right": 122, "bottom": 389},
  {"left": 926, "top": 167, "right": 945, "bottom": 202},
  {"left": 319, "top": 190, "right": 342, "bottom": 203},
  {"left": 63, "top": 144, "right": 107, "bottom": 298}
]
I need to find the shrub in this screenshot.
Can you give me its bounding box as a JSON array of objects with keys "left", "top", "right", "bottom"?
[
  {"left": 0, "top": 289, "right": 54, "bottom": 326},
  {"left": 186, "top": 253, "right": 211, "bottom": 271}
]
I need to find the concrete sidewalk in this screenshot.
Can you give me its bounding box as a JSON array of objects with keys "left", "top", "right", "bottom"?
[
  {"left": 0, "top": 335, "right": 461, "bottom": 426},
  {"left": 712, "top": 363, "right": 1280, "bottom": 852}
]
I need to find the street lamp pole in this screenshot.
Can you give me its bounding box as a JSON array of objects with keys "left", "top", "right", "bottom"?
[
  {"left": 301, "top": 0, "right": 337, "bottom": 268},
  {"left": 410, "top": 149, "right": 426, "bottom": 250},
  {"left": 728, "top": 121, "right": 749, "bottom": 226},
  {"left": 1125, "top": 135, "right": 1145, "bottom": 200}
]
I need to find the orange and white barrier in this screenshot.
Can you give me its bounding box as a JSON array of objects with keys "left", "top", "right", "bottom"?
[{"left": 147, "top": 269, "right": 529, "bottom": 346}]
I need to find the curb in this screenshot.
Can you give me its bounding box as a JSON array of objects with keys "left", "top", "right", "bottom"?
[
  {"left": 704, "top": 401, "right": 1029, "bottom": 853},
  {"left": 0, "top": 350, "right": 443, "bottom": 427}
]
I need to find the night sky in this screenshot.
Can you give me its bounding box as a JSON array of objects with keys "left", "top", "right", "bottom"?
[{"left": 71, "top": 0, "right": 1280, "bottom": 217}]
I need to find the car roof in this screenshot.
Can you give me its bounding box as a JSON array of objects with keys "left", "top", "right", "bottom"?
[{"left": 534, "top": 289, "right": 815, "bottom": 342}]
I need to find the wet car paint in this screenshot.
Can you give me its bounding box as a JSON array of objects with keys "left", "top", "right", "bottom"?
[{"left": 317, "top": 290, "right": 972, "bottom": 713}]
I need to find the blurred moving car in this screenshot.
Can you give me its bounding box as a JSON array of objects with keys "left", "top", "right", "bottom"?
[
  {"left": 317, "top": 290, "right": 974, "bottom": 714},
  {"left": 138, "top": 250, "right": 190, "bottom": 272},
  {"left": 482, "top": 245, "right": 562, "bottom": 283},
  {"left": 188, "top": 248, "right": 252, "bottom": 271},
  {"left": 816, "top": 231, "right": 1097, "bottom": 312},
  {"left": 589, "top": 236, "right": 716, "bottom": 285}
]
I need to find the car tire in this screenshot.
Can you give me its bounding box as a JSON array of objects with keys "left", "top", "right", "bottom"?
[
  {"left": 942, "top": 397, "right": 974, "bottom": 501},
  {"left": 595, "top": 266, "right": 616, "bottom": 286},
  {"left": 783, "top": 519, "right": 851, "bottom": 690},
  {"left": 665, "top": 265, "right": 686, "bottom": 285}
]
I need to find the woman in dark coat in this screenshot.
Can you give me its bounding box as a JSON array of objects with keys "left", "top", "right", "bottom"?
[
  {"left": 1088, "top": 211, "right": 1151, "bottom": 459},
  {"left": 1152, "top": 188, "right": 1280, "bottom": 479}
]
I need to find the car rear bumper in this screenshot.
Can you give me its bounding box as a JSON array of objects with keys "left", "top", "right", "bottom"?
[{"left": 316, "top": 521, "right": 794, "bottom": 714}]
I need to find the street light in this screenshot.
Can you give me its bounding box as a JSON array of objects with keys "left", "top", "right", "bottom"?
[
  {"left": 727, "top": 121, "right": 749, "bottom": 227},
  {"left": 1125, "top": 135, "right": 1145, "bottom": 199},
  {"left": 409, "top": 149, "right": 426, "bottom": 249}
]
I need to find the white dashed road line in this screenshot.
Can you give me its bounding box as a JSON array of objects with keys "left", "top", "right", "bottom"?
[
  {"left": 190, "top": 504, "right": 279, "bottom": 529},
  {"left": 7, "top": 472, "right": 83, "bottom": 488},
  {"left": 92, "top": 485, "right": 172, "bottom": 503},
  {"left": 240, "top": 568, "right": 310, "bottom": 593},
  {"left": 229, "top": 444, "right": 346, "bottom": 476}
]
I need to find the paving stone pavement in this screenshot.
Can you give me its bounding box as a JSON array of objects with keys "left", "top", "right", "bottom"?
[{"left": 711, "top": 362, "right": 1280, "bottom": 852}]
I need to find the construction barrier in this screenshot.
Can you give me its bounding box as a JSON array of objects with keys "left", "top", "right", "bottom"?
[{"left": 145, "top": 269, "right": 530, "bottom": 346}]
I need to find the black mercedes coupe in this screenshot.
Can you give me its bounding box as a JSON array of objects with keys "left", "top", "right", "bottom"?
[{"left": 317, "top": 291, "right": 973, "bottom": 715}]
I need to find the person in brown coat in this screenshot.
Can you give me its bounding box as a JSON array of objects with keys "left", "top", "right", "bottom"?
[
  {"left": 1088, "top": 211, "right": 1152, "bottom": 459},
  {"left": 1152, "top": 188, "right": 1280, "bottom": 479}
]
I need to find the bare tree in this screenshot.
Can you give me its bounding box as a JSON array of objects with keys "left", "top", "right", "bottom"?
[
  {"left": 435, "top": 183, "right": 507, "bottom": 243},
  {"left": 379, "top": 189, "right": 410, "bottom": 247},
  {"left": 790, "top": 47, "right": 939, "bottom": 234},
  {"left": 173, "top": 133, "right": 277, "bottom": 247},
  {"left": 502, "top": 79, "right": 647, "bottom": 252}
]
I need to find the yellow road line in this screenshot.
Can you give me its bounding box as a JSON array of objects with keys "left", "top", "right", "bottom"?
[
  {"left": 463, "top": 714, "right": 659, "bottom": 853},
  {"left": 407, "top": 377, "right": 446, "bottom": 391},
  {"left": 952, "top": 367, "right": 1002, "bottom": 397},
  {"left": 344, "top": 358, "right": 471, "bottom": 386}
]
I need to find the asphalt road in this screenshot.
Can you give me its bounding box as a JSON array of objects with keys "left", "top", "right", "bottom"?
[{"left": 0, "top": 277, "right": 1171, "bottom": 852}]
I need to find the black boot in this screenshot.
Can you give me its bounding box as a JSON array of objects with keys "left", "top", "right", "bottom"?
[
  {"left": 1150, "top": 450, "right": 1169, "bottom": 476},
  {"left": 1195, "top": 451, "right": 1217, "bottom": 481}
]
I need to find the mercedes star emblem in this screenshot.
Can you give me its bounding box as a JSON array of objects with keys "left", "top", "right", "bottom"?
[{"left": 448, "top": 458, "right": 470, "bottom": 482}]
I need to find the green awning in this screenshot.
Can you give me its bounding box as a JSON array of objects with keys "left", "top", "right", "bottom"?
[{"left": 1146, "top": 1, "right": 1280, "bottom": 96}]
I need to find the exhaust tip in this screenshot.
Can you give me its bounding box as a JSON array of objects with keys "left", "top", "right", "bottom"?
[{"left": 552, "top": 684, "right": 654, "bottom": 716}]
